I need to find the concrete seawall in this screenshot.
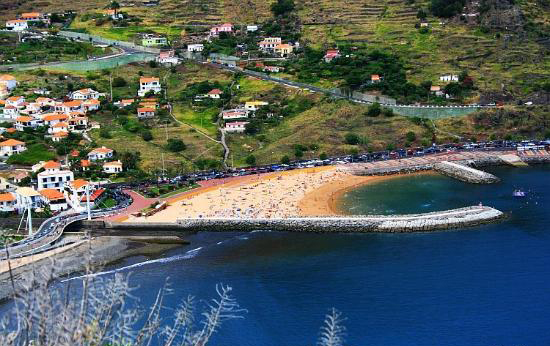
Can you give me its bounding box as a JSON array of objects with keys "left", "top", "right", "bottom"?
[
  {"left": 434, "top": 161, "right": 500, "bottom": 184},
  {"left": 83, "top": 206, "right": 504, "bottom": 234}
]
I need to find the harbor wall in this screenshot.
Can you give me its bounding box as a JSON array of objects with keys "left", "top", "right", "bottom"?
[
  {"left": 433, "top": 161, "right": 500, "bottom": 184},
  {"left": 84, "top": 206, "right": 504, "bottom": 234}
]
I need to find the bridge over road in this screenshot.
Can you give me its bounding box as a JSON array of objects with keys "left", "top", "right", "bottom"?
[{"left": 78, "top": 206, "right": 504, "bottom": 235}]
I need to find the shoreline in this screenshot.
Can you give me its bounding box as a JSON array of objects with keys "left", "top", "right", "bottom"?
[{"left": 299, "top": 171, "right": 437, "bottom": 216}]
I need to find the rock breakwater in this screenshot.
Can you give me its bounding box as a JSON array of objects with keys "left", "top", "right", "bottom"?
[{"left": 434, "top": 161, "right": 500, "bottom": 184}]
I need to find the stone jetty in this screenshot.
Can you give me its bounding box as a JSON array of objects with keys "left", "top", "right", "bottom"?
[
  {"left": 433, "top": 161, "right": 500, "bottom": 184},
  {"left": 84, "top": 206, "right": 504, "bottom": 235}
]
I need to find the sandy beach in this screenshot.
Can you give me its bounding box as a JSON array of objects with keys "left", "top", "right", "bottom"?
[{"left": 128, "top": 167, "right": 432, "bottom": 223}]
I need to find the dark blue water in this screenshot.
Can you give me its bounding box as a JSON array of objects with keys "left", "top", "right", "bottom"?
[{"left": 19, "top": 166, "right": 550, "bottom": 345}]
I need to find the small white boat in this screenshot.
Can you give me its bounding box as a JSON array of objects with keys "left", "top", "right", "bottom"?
[{"left": 513, "top": 189, "right": 526, "bottom": 197}]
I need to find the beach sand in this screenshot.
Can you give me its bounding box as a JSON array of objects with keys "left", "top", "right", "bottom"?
[{"left": 128, "top": 167, "right": 433, "bottom": 223}]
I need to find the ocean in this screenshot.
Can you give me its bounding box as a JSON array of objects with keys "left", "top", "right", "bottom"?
[{"left": 8, "top": 165, "right": 550, "bottom": 345}]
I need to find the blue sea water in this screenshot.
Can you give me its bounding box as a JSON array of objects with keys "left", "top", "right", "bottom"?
[{"left": 11, "top": 165, "right": 550, "bottom": 345}]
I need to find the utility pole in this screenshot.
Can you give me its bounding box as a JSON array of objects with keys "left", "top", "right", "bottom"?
[
  {"left": 162, "top": 153, "right": 166, "bottom": 178},
  {"left": 109, "top": 72, "right": 113, "bottom": 102},
  {"left": 26, "top": 197, "right": 32, "bottom": 236},
  {"left": 86, "top": 184, "right": 91, "bottom": 221}
]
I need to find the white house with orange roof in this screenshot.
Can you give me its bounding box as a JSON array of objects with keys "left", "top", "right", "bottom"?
[
  {"left": 15, "top": 186, "right": 42, "bottom": 212},
  {"left": 88, "top": 147, "right": 114, "bottom": 161},
  {"left": 138, "top": 77, "right": 161, "bottom": 97},
  {"left": 3, "top": 105, "right": 19, "bottom": 119},
  {"left": 52, "top": 131, "right": 69, "bottom": 142},
  {"left": 19, "top": 12, "right": 50, "bottom": 24},
  {"left": 39, "top": 188, "right": 68, "bottom": 212},
  {"left": 68, "top": 116, "right": 89, "bottom": 132},
  {"left": 6, "top": 20, "right": 28, "bottom": 31},
  {"left": 15, "top": 116, "right": 42, "bottom": 131},
  {"left": 274, "top": 43, "right": 293, "bottom": 57},
  {"left": 35, "top": 97, "right": 55, "bottom": 107},
  {"left": 156, "top": 50, "right": 179, "bottom": 65},
  {"left": 6, "top": 96, "right": 25, "bottom": 108},
  {"left": 64, "top": 179, "right": 97, "bottom": 211},
  {"left": 0, "top": 75, "right": 17, "bottom": 91},
  {"left": 37, "top": 161, "right": 74, "bottom": 191},
  {"left": 55, "top": 100, "right": 83, "bottom": 113},
  {"left": 70, "top": 88, "right": 101, "bottom": 100},
  {"left": 115, "top": 99, "right": 135, "bottom": 108},
  {"left": 83, "top": 99, "right": 100, "bottom": 112},
  {"left": 0, "top": 192, "right": 17, "bottom": 212},
  {"left": 103, "top": 160, "right": 123, "bottom": 174},
  {"left": 137, "top": 107, "right": 155, "bottom": 119},
  {"left": 207, "top": 89, "right": 223, "bottom": 99},
  {"left": 43, "top": 113, "right": 68, "bottom": 127},
  {"left": 0, "top": 139, "right": 26, "bottom": 158},
  {"left": 49, "top": 122, "right": 69, "bottom": 134}
]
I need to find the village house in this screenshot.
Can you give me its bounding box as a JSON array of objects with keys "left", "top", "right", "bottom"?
[
  {"left": 156, "top": 50, "right": 179, "bottom": 65},
  {"left": 430, "top": 85, "right": 446, "bottom": 97},
  {"left": 15, "top": 186, "right": 42, "bottom": 213},
  {"left": 43, "top": 113, "right": 69, "bottom": 127},
  {"left": 83, "top": 99, "right": 101, "bottom": 112},
  {"left": 37, "top": 161, "right": 74, "bottom": 191},
  {"left": 49, "top": 122, "right": 69, "bottom": 134},
  {"left": 88, "top": 147, "right": 114, "bottom": 161},
  {"left": 68, "top": 116, "right": 89, "bottom": 132},
  {"left": 15, "top": 116, "right": 42, "bottom": 131},
  {"left": 247, "top": 25, "right": 258, "bottom": 32},
  {"left": 141, "top": 34, "right": 168, "bottom": 47},
  {"left": 224, "top": 121, "right": 249, "bottom": 133},
  {"left": 137, "top": 107, "right": 155, "bottom": 119},
  {"left": 3, "top": 106, "right": 20, "bottom": 119},
  {"left": 187, "top": 44, "right": 204, "bottom": 52},
  {"left": 274, "top": 43, "right": 293, "bottom": 57},
  {"left": 103, "top": 160, "right": 123, "bottom": 174},
  {"left": 259, "top": 37, "right": 282, "bottom": 51},
  {"left": 0, "top": 139, "right": 27, "bottom": 158},
  {"left": 138, "top": 77, "right": 161, "bottom": 97},
  {"left": 20, "top": 102, "right": 41, "bottom": 115},
  {"left": 52, "top": 131, "right": 69, "bottom": 142},
  {"left": 209, "top": 23, "right": 233, "bottom": 38},
  {"left": 80, "top": 159, "right": 91, "bottom": 171},
  {"left": 371, "top": 74, "right": 382, "bottom": 83},
  {"left": 19, "top": 12, "right": 50, "bottom": 24},
  {"left": 39, "top": 188, "right": 68, "bottom": 212},
  {"left": 105, "top": 9, "right": 124, "bottom": 20},
  {"left": 6, "top": 96, "right": 26, "bottom": 108},
  {"left": 324, "top": 49, "right": 341, "bottom": 63},
  {"left": 264, "top": 66, "right": 283, "bottom": 73},
  {"left": 0, "top": 176, "right": 15, "bottom": 191},
  {"left": 56, "top": 100, "right": 83, "bottom": 113},
  {"left": 0, "top": 75, "right": 17, "bottom": 91},
  {"left": 70, "top": 88, "right": 101, "bottom": 100},
  {"left": 245, "top": 101, "right": 269, "bottom": 112},
  {"left": 6, "top": 20, "right": 28, "bottom": 31},
  {"left": 207, "top": 89, "right": 223, "bottom": 99},
  {"left": 35, "top": 97, "right": 55, "bottom": 107},
  {"left": 64, "top": 179, "right": 94, "bottom": 211},
  {"left": 115, "top": 99, "right": 135, "bottom": 108},
  {"left": 440, "top": 74, "right": 459, "bottom": 82},
  {"left": 222, "top": 109, "right": 248, "bottom": 120},
  {"left": 0, "top": 193, "right": 17, "bottom": 213}
]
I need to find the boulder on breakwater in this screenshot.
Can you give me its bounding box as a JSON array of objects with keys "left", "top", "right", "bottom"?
[{"left": 434, "top": 161, "right": 500, "bottom": 184}]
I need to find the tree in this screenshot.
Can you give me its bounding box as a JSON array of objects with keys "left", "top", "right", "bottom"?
[
  {"left": 281, "top": 155, "right": 290, "bottom": 164},
  {"left": 366, "top": 102, "right": 381, "bottom": 117},
  {"left": 108, "top": 1, "right": 120, "bottom": 15},
  {"left": 112, "top": 76, "right": 127, "bottom": 87},
  {"left": 141, "top": 130, "right": 153, "bottom": 141},
  {"left": 430, "top": 0, "right": 465, "bottom": 17},
  {"left": 120, "top": 151, "right": 141, "bottom": 170},
  {"left": 271, "top": 0, "right": 295, "bottom": 16},
  {"left": 295, "top": 148, "right": 304, "bottom": 158},
  {"left": 417, "top": 8, "right": 427, "bottom": 19},
  {"left": 406, "top": 131, "right": 417, "bottom": 142},
  {"left": 382, "top": 107, "right": 395, "bottom": 117},
  {"left": 245, "top": 155, "right": 256, "bottom": 166},
  {"left": 344, "top": 133, "right": 361, "bottom": 145},
  {"left": 166, "top": 138, "right": 186, "bottom": 152}
]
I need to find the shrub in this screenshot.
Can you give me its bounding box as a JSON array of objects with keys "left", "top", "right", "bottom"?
[
  {"left": 245, "top": 155, "right": 256, "bottom": 166},
  {"left": 141, "top": 130, "right": 153, "bottom": 141},
  {"left": 112, "top": 76, "right": 127, "bottom": 87},
  {"left": 100, "top": 128, "right": 112, "bottom": 139},
  {"left": 366, "top": 102, "right": 381, "bottom": 117},
  {"left": 319, "top": 152, "right": 328, "bottom": 160},
  {"left": 281, "top": 155, "right": 290, "bottom": 164},
  {"left": 406, "top": 131, "right": 417, "bottom": 142},
  {"left": 166, "top": 138, "right": 186, "bottom": 152},
  {"left": 382, "top": 107, "right": 395, "bottom": 117},
  {"left": 344, "top": 133, "right": 361, "bottom": 145}
]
